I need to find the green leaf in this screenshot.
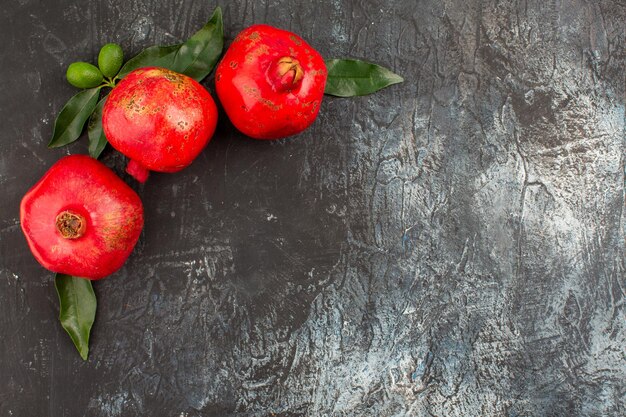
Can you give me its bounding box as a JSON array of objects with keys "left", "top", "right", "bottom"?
[
  {"left": 88, "top": 95, "right": 108, "bottom": 159},
  {"left": 324, "top": 59, "right": 403, "bottom": 97},
  {"left": 117, "top": 44, "right": 181, "bottom": 78},
  {"left": 55, "top": 274, "right": 97, "bottom": 361},
  {"left": 48, "top": 87, "right": 101, "bottom": 148},
  {"left": 116, "top": 6, "right": 223, "bottom": 81},
  {"left": 171, "top": 6, "right": 223, "bottom": 81}
]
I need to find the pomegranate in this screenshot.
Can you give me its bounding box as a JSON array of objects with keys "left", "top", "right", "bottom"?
[
  {"left": 215, "top": 24, "right": 327, "bottom": 139},
  {"left": 103, "top": 67, "right": 218, "bottom": 182},
  {"left": 20, "top": 155, "right": 144, "bottom": 279}
]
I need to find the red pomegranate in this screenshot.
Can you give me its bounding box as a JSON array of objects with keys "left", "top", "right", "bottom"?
[
  {"left": 215, "top": 24, "right": 327, "bottom": 139},
  {"left": 20, "top": 155, "right": 144, "bottom": 279},
  {"left": 103, "top": 67, "right": 218, "bottom": 182}
]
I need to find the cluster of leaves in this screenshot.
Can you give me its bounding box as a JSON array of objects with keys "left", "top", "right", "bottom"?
[{"left": 49, "top": 6, "right": 403, "bottom": 360}]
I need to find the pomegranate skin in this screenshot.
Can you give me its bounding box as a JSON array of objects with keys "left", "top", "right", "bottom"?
[
  {"left": 103, "top": 67, "right": 218, "bottom": 182},
  {"left": 215, "top": 24, "right": 327, "bottom": 140},
  {"left": 20, "top": 155, "right": 144, "bottom": 279}
]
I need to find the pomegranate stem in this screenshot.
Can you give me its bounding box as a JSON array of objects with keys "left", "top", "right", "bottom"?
[{"left": 126, "top": 159, "right": 150, "bottom": 183}]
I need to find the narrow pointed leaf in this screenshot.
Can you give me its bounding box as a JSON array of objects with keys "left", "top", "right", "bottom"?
[
  {"left": 87, "top": 95, "right": 108, "bottom": 159},
  {"left": 55, "top": 274, "right": 97, "bottom": 361},
  {"left": 171, "top": 6, "right": 223, "bottom": 81},
  {"left": 116, "top": 7, "right": 223, "bottom": 82},
  {"left": 48, "top": 88, "right": 101, "bottom": 148},
  {"left": 117, "top": 44, "right": 181, "bottom": 78},
  {"left": 324, "top": 59, "right": 403, "bottom": 97}
]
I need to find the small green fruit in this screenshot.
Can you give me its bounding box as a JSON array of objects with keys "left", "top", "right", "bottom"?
[
  {"left": 98, "top": 43, "right": 124, "bottom": 78},
  {"left": 66, "top": 62, "right": 104, "bottom": 89}
]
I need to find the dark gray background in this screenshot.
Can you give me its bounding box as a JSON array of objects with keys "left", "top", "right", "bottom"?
[{"left": 1, "top": 0, "right": 624, "bottom": 416}]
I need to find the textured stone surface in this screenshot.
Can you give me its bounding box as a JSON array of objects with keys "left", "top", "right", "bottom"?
[{"left": 0, "top": 0, "right": 624, "bottom": 416}]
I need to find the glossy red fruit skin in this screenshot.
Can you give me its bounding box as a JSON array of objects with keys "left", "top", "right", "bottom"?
[
  {"left": 20, "top": 155, "right": 144, "bottom": 280},
  {"left": 215, "top": 24, "right": 327, "bottom": 140},
  {"left": 103, "top": 67, "right": 218, "bottom": 182}
]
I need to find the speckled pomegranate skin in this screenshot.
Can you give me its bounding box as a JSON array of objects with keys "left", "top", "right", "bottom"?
[
  {"left": 103, "top": 67, "right": 218, "bottom": 182},
  {"left": 215, "top": 25, "right": 327, "bottom": 139}
]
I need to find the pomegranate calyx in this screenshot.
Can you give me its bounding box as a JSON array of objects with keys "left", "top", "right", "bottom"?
[
  {"left": 270, "top": 56, "right": 304, "bottom": 91},
  {"left": 55, "top": 211, "right": 86, "bottom": 239}
]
